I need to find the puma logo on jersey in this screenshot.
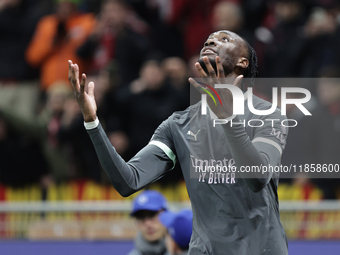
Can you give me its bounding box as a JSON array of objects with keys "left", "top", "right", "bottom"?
[{"left": 187, "top": 130, "right": 200, "bottom": 141}]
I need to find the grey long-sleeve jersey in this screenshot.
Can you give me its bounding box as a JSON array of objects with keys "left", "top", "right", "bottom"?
[{"left": 87, "top": 94, "right": 289, "bottom": 255}]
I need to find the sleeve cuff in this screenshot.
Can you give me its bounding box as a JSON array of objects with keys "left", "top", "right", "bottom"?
[
  {"left": 225, "top": 114, "right": 237, "bottom": 121},
  {"left": 84, "top": 117, "right": 99, "bottom": 130}
]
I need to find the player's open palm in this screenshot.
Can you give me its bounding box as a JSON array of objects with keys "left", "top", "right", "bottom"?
[
  {"left": 68, "top": 60, "right": 97, "bottom": 122},
  {"left": 189, "top": 56, "right": 243, "bottom": 119}
]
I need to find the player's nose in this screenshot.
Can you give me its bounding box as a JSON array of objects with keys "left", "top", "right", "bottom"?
[{"left": 204, "top": 38, "right": 216, "bottom": 47}]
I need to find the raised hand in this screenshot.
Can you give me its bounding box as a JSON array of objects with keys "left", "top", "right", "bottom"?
[
  {"left": 68, "top": 60, "right": 97, "bottom": 122},
  {"left": 189, "top": 56, "right": 243, "bottom": 119}
]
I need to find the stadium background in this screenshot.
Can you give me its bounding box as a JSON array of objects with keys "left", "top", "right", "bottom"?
[{"left": 0, "top": 0, "right": 340, "bottom": 254}]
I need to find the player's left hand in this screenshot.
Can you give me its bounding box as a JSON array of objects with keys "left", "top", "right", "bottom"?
[
  {"left": 189, "top": 56, "right": 243, "bottom": 119},
  {"left": 68, "top": 60, "right": 97, "bottom": 122}
]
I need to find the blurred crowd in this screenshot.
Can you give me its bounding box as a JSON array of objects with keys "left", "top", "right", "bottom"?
[{"left": 1, "top": 0, "right": 340, "bottom": 199}]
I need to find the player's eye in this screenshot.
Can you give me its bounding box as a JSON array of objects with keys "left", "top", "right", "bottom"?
[{"left": 221, "top": 37, "right": 229, "bottom": 42}]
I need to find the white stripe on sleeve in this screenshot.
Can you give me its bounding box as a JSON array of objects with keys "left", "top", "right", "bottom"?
[{"left": 149, "top": 140, "right": 176, "bottom": 169}]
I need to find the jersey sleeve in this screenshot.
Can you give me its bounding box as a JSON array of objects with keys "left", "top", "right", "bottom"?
[
  {"left": 86, "top": 117, "right": 176, "bottom": 197},
  {"left": 252, "top": 109, "right": 288, "bottom": 157},
  {"left": 222, "top": 107, "right": 288, "bottom": 192},
  {"left": 148, "top": 115, "right": 177, "bottom": 169}
]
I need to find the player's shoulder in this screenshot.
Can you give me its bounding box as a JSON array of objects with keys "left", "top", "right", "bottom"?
[
  {"left": 249, "top": 93, "right": 274, "bottom": 110},
  {"left": 249, "top": 94, "right": 286, "bottom": 119},
  {"left": 169, "top": 103, "right": 200, "bottom": 124}
]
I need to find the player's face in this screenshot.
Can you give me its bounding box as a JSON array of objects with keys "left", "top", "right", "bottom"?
[
  {"left": 199, "top": 30, "right": 248, "bottom": 75},
  {"left": 136, "top": 211, "right": 166, "bottom": 242}
]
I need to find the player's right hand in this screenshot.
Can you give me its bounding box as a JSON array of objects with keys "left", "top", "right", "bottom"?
[
  {"left": 68, "top": 60, "right": 97, "bottom": 122},
  {"left": 189, "top": 56, "right": 243, "bottom": 119}
]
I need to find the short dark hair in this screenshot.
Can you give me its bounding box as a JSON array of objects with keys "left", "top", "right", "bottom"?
[{"left": 134, "top": 210, "right": 159, "bottom": 221}]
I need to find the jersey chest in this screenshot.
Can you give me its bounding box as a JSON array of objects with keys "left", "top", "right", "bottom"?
[{"left": 172, "top": 115, "right": 254, "bottom": 188}]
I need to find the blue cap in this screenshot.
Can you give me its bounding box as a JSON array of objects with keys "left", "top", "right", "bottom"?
[
  {"left": 131, "top": 190, "right": 168, "bottom": 216},
  {"left": 159, "top": 209, "right": 193, "bottom": 250}
]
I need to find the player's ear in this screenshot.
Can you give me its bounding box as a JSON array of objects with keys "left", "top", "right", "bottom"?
[{"left": 236, "top": 57, "right": 249, "bottom": 69}]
